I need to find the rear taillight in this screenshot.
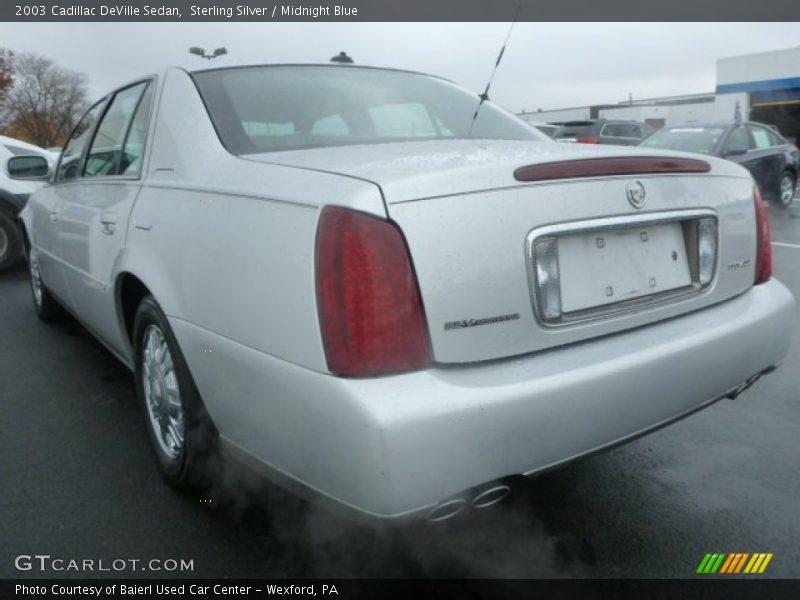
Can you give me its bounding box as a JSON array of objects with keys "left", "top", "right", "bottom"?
[
  {"left": 754, "top": 186, "right": 772, "bottom": 285},
  {"left": 315, "top": 206, "right": 432, "bottom": 377},
  {"left": 575, "top": 137, "right": 600, "bottom": 144}
]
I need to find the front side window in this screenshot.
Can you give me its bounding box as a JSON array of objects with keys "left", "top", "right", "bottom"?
[
  {"left": 84, "top": 81, "right": 150, "bottom": 178},
  {"left": 57, "top": 101, "right": 105, "bottom": 182},
  {"left": 192, "top": 66, "right": 541, "bottom": 154}
]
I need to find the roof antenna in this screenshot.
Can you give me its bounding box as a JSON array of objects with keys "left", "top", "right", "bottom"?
[{"left": 468, "top": 4, "right": 521, "bottom": 136}]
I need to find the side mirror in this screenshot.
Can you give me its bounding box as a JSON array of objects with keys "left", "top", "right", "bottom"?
[
  {"left": 725, "top": 146, "right": 748, "bottom": 157},
  {"left": 7, "top": 155, "right": 50, "bottom": 180}
]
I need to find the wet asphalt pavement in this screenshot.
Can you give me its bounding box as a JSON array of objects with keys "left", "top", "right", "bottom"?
[{"left": 1, "top": 200, "right": 799, "bottom": 580}]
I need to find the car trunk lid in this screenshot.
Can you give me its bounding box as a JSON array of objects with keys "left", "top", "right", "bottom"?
[{"left": 248, "top": 140, "right": 758, "bottom": 364}]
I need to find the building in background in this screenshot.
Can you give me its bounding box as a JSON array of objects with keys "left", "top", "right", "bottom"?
[
  {"left": 518, "top": 45, "right": 800, "bottom": 143},
  {"left": 715, "top": 46, "right": 800, "bottom": 144}
]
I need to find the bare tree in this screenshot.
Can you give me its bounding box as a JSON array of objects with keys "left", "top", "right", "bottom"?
[
  {"left": 1, "top": 53, "right": 90, "bottom": 147},
  {"left": 0, "top": 49, "right": 13, "bottom": 114}
]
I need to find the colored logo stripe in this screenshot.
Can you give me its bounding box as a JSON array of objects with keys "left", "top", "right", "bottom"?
[
  {"left": 744, "top": 553, "right": 774, "bottom": 574},
  {"left": 697, "top": 553, "right": 726, "bottom": 574},
  {"left": 720, "top": 553, "right": 749, "bottom": 573},
  {"left": 697, "top": 553, "right": 773, "bottom": 574}
]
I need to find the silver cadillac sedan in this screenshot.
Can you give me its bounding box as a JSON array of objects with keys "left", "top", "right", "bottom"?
[{"left": 9, "top": 64, "right": 795, "bottom": 522}]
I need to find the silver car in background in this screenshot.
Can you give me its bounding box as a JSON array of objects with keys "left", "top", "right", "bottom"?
[
  {"left": 10, "top": 64, "right": 795, "bottom": 522},
  {"left": 0, "top": 136, "right": 56, "bottom": 271}
]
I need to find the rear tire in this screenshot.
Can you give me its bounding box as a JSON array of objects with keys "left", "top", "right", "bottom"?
[
  {"left": 776, "top": 171, "right": 796, "bottom": 208},
  {"left": 133, "top": 295, "right": 218, "bottom": 491},
  {"left": 0, "top": 211, "right": 23, "bottom": 272},
  {"left": 28, "top": 249, "right": 62, "bottom": 321}
]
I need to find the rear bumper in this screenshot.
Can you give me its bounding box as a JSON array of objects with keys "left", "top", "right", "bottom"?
[{"left": 172, "top": 279, "right": 795, "bottom": 521}]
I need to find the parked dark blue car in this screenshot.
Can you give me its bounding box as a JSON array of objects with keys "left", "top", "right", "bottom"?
[{"left": 639, "top": 121, "right": 799, "bottom": 207}]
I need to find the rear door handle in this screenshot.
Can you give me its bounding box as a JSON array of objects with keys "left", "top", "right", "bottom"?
[{"left": 100, "top": 212, "right": 118, "bottom": 235}]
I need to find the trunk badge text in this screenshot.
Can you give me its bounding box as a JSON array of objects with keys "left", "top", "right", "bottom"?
[
  {"left": 626, "top": 181, "right": 647, "bottom": 209},
  {"left": 444, "top": 313, "right": 520, "bottom": 331},
  {"left": 728, "top": 259, "right": 752, "bottom": 271}
]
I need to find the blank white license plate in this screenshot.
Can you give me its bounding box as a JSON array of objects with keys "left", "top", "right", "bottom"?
[{"left": 557, "top": 223, "right": 691, "bottom": 313}]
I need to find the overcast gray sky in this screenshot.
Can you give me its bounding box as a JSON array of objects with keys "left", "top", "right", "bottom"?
[{"left": 1, "top": 22, "right": 798, "bottom": 112}]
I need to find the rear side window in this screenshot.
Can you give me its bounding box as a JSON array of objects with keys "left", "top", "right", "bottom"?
[
  {"left": 748, "top": 125, "right": 776, "bottom": 150},
  {"left": 748, "top": 125, "right": 784, "bottom": 149},
  {"left": 638, "top": 127, "right": 726, "bottom": 155},
  {"left": 84, "top": 81, "right": 150, "bottom": 178},
  {"left": 57, "top": 101, "right": 105, "bottom": 182},
  {"left": 120, "top": 83, "right": 154, "bottom": 176}
]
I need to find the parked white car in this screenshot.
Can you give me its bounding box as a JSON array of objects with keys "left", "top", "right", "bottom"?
[
  {"left": 0, "top": 136, "right": 55, "bottom": 271},
  {"left": 10, "top": 64, "right": 795, "bottom": 523}
]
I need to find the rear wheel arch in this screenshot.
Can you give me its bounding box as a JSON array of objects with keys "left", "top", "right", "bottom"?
[
  {"left": 17, "top": 218, "right": 31, "bottom": 255},
  {"left": 117, "top": 272, "right": 153, "bottom": 344},
  {"left": 131, "top": 292, "right": 220, "bottom": 491}
]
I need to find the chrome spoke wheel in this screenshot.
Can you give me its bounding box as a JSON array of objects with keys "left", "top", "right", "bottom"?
[
  {"left": 29, "top": 253, "right": 43, "bottom": 308},
  {"left": 142, "top": 324, "right": 185, "bottom": 462},
  {"left": 779, "top": 175, "right": 795, "bottom": 206}
]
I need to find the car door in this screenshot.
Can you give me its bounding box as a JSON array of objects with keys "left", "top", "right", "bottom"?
[
  {"left": 33, "top": 101, "right": 106, "bottom": 304},
  {"left": 58, "top": 80, "right": 155, "bottom": 357},
  {"left": 746, "top": 124, "right": 783, "bottom": 191}
]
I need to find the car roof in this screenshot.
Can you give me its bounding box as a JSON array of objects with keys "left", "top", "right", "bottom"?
[
  {"left": 559, "top": 119, "right": 645, "bottom": 126},
  {"left": 663, "top": 121, "right": 770, "bottom": 129},
  {"left": 184, "top": 62, "right": 454, "bottom": 84}
]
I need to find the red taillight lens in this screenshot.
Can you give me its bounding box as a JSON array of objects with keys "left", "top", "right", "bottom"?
[
  {"left": 575, "top": 137, "right": 600, "bottom": 144},
  {"left": 754, "top": 186, "right": 772, "bottom": 285},
  {"left": 315, "top": 206, "right": 432, "bottom": 377}
]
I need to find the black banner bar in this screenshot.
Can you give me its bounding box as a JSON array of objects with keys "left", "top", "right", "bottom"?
[
  {"left": 2, "top": 0, "right": 800, "bottom": 22},
  {"left": 5, "top": 579, "right": 800, "bottom": 600}
]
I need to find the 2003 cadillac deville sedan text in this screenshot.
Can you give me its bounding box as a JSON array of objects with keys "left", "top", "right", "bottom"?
[{"left": 8, "top": 65, "right": 795, "bottom": 522}]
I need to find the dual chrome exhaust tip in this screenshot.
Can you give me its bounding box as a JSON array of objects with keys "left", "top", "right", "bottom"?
[{"left": 426, "top": 483, "right": 511, "bottom": 522}]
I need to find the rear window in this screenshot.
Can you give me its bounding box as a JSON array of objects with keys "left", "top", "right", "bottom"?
[
  {"left": 553, "top": 122, "right": 598, "bottom": 139},
  {"left": 638, "top": 127, "right": 726, "bottom": 155},
  {"left": 601, "top": 123, "right": 642, "bottom": 138},
  {"left": 192, "top": 66, "right": 541, "bottom": 154}
]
